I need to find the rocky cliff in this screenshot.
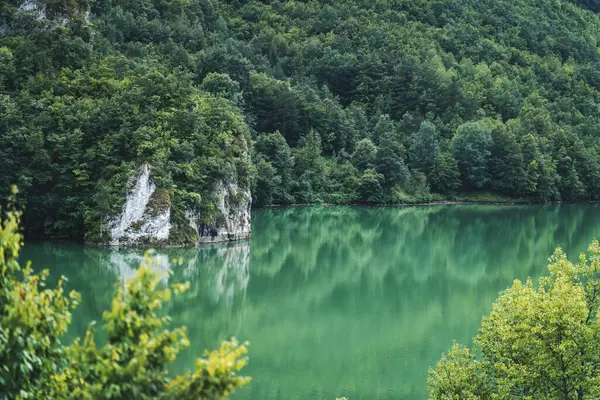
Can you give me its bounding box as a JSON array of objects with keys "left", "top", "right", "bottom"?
[
  {"left": 106, "top": 164, "right": 251, "bottom": 247},
  {"left": 185, "top": 181, "right": 252, "bottom": 244}
]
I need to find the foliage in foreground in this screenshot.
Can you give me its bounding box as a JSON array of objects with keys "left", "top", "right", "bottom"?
[
  {"left": 428, "top": 240, "right": 600, "bottom": 399},
  {"left": 0, "top": 197, "right": 250, "bottom": 400}
]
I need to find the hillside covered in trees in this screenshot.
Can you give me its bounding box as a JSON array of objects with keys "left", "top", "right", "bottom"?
[{"left": 3, "top": 0, "right": 600, "bottom": 239}]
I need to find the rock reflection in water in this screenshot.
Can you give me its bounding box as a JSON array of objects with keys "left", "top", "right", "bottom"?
[
  {"left": 20, "top": 203, "right": 600, "bottom": 400},
  {"left": 104, "top": 243, "right": 250, "bottom": 306},
  {"left": 20, "top": 241, "right": 251, "bottom": 347}
]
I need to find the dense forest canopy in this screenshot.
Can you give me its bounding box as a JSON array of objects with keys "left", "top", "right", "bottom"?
[{"left": 3, "top": 0, "right": 600, "bottom": 238}]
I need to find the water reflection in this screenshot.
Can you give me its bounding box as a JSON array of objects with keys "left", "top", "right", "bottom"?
[
  {"left": 21, "top": 204, "right": 600, "bottom": 400},
  {"left": 237, "top": 205, "right": 600, "bottom": 400},
  {"left": 22, "top": 242, "right": 251, "bottom": 344}
]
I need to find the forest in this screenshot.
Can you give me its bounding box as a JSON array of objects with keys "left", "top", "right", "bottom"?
[{"left": 4, "top": 0, "right": 600, "bottom": 239}]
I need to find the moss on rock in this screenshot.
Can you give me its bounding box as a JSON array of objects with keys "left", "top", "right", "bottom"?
[{"left": 147, "top": 189, "right": 171, "bottom": 217}]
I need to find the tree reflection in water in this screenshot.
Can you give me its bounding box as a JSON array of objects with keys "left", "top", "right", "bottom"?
[{"left": 21, "top": 204, "right": 600, "bottom": 400}]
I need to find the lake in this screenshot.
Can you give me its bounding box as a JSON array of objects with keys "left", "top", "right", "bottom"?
[{"left": 20, "top": 204, "right": 600, "bottom": 399}]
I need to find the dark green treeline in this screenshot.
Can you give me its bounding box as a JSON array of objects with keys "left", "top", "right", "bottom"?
[{"left": 4, "top": 0, "right": 600, "bottom": 238}]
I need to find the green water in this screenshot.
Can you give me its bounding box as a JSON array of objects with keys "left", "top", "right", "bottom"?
[{"left": 20, "top": 204, "right": 600, "bottom": 399}]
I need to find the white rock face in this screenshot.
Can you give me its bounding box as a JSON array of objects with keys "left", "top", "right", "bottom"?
[
  {"left": 0, "top": 2, "right": 43, "bottom": 39},
  {"left": 19, "top": 0, "right": 38, "bottom": 12},
  {"left": 186, "top": 180, "right": 252, "bottom": 244},
  {"left": 105, "top": 164, "right": 251, "bottom": 247},
  {"left": 18, "top": 0, "right": 47, "bottom": 20},
  {"left": 17, "top": 0, "right": 89, "bottom": 21},
  {"left": 108, "top": 164, "right": 171, "bottom": 246}
]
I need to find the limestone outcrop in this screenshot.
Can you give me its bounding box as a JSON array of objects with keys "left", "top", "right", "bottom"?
[{"left": 106, "top": 164, "right": 251, "bottom": 247}]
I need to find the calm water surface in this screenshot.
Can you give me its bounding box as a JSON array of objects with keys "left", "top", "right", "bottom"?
[{"left": 21, "top": 204, "right": 600, "bottom": 399}]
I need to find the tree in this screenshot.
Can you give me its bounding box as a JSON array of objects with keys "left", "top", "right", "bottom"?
[
  {"left": 429, "top": 149, "right": 461, "bottom": 194},
  {"left": 0, "top": 188, "right": 80, "bottom": 399},
  {"left": 293, "top": 129, "right": 327, "bottom": 203},
  {"left": 358, "top": 168, "right": 384, "bottom": 203},
  {"left": 371, "top": 114, "right": 398, "bottom": 146},
  {"left": 519, "top": 133, "right": 561, "bottom": 202},
  {"left": 571, "top": 141, "right": 600, "bottom": 200},
  {"left": 452, "top": 120, "right": 493, "bottom": 189},
  {"left": 252, "top": 157, "right": 280, "bottom": 206},
  {"left": 247, "top": 73, "right": 300, "bottom": 144},
  {"left": 429, "top": 240, "right": 600, "bottom": 399},
  {"left": 0, "top": 195, "right": 251, "bottom": 399},
  {"left": 489, "top": 125, "right": 527, "bottom": 195},
  {"left": 0, "top": 48, "right": 15, "bottom": 90},
  {"left": 571, "top": 0, "right": 600, "bottom": 12},
  {"left": 556, "top": 146, "right": 586, "bottom": 201},
  {"left": 428, "top": 344, "right": 492, "bottom": 400},
  {"left": 351, "top": 138, "right": 377, "bottom": 172},
  {"left": 254, "top": 131, "right": 294, "bottom": 204},
  {"left": 520, "top": 133, "right": 543, "bottom": 196},
  {"left": 200, "top": 72, "right": 244, "bottom": 107},
  {"left": 409, "top": 120, "right": 439, "bottom": 174},
  {"left": 537, "top": 153, "right": 561, "bottom": 202},
  {"left": 54, "top": 263, "right": 250, "bottom": 399},
  {"left": 324, "top": 161, "right": 359, "bottom": 203},
  {"left": 519, "top": 93, "right": 555, "bottom": 137},
  {"left": 375, "top": 133, "right": 410, "bottom": 191}
]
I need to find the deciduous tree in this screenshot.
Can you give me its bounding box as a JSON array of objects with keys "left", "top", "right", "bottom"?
[{"left": 429, "top": 241, "right": 600, "bottom": 399}]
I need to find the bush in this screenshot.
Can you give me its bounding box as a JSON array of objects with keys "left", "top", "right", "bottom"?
[
  {"left": 0, "top": 190, "right": 250, "bottom": 399},
  {"left": 429, "top": 240, "right": 600, "bottom": 399}
]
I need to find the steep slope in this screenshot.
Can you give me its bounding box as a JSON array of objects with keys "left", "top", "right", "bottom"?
[
  {"left": 0, "top": 0, "right": 252, "bottom": 244},
  {"left": 2, "top": 0, "right": 600, "bottom": 241},
  {"left": 226, "top": 0, "right": 600, "bottom": 204}
]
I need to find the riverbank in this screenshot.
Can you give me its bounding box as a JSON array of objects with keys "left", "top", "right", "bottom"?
[
  {"left": 260, "top": 192, "right": 600, "bottom": 209},
  {"left": 261, "top": 191, "right": 530, "bottom": 209},
  {"left": 28, "top": 193, "right": 598, "bottom": 247}
]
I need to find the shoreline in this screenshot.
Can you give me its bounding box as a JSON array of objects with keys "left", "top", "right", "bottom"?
[
  {"left": 26, "top": 200, "right": 599, "bottom": 248},
  {"left": 259, "top": 199, "right": 600, "bottom": 209}
]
